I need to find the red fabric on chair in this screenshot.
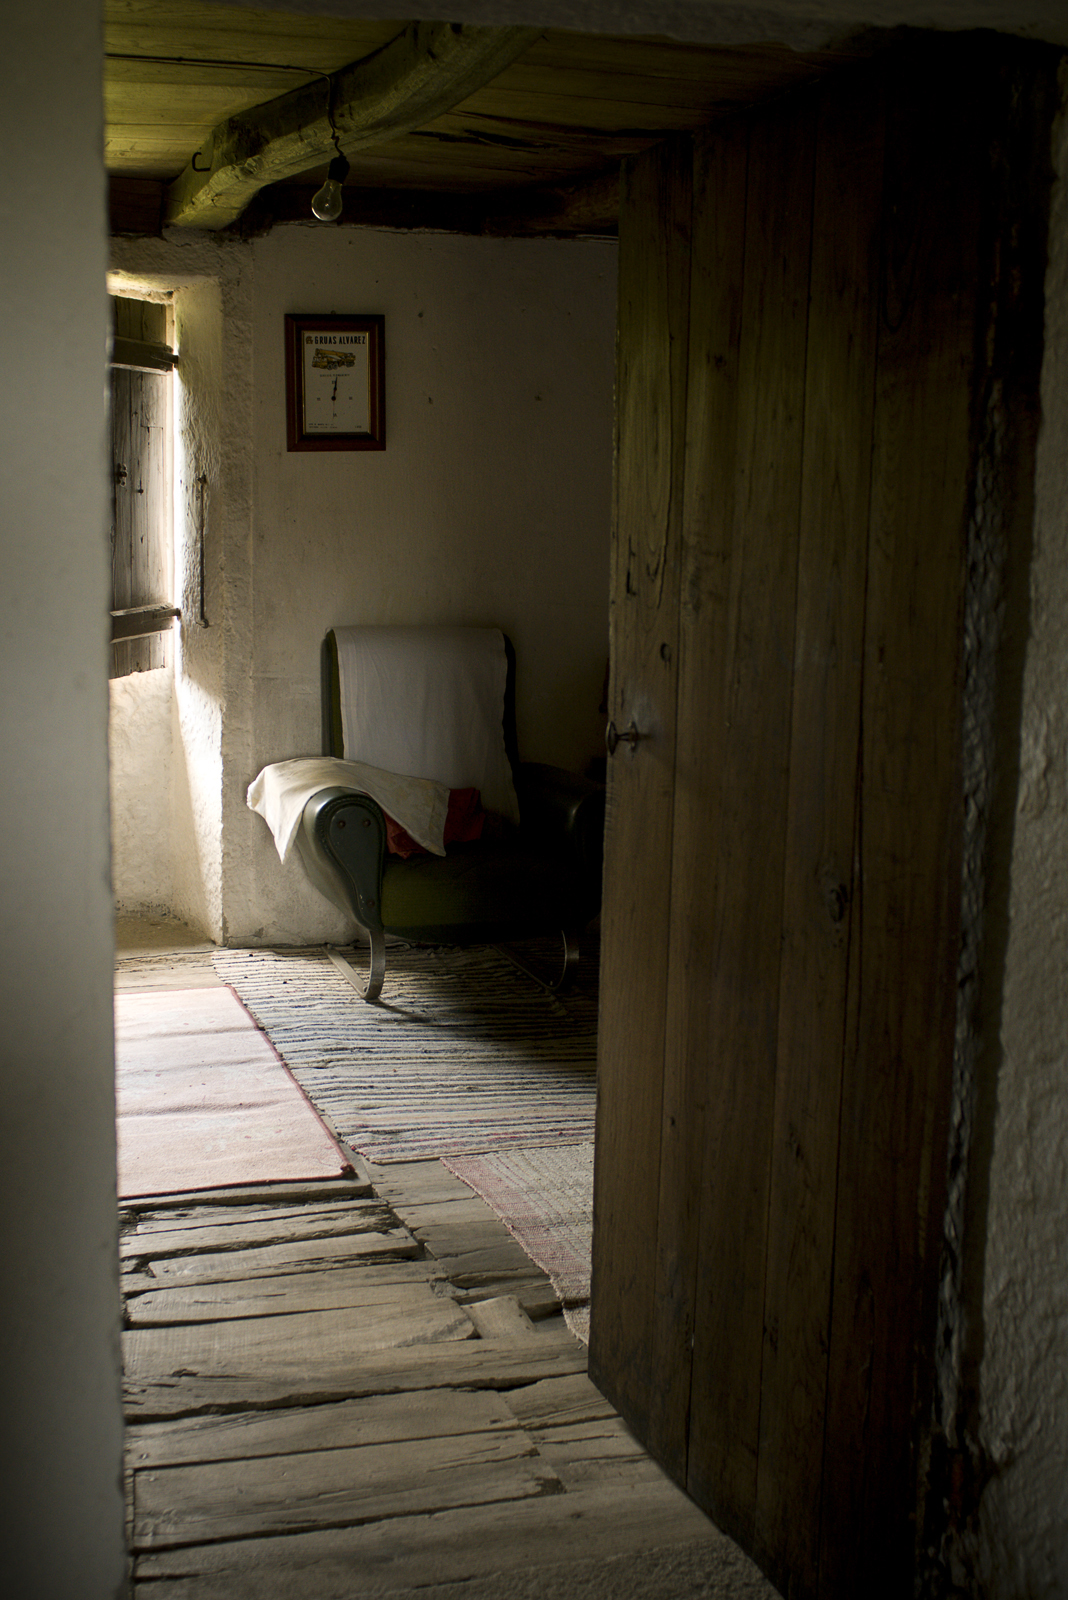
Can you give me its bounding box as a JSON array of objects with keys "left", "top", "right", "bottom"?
[{"left": 386, "top": 787, "right": 485, "bottom": 858}]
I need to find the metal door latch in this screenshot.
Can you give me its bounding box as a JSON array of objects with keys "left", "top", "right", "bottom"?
[{"left": 606, "top": 719, "right": 647, "bottom": 755}]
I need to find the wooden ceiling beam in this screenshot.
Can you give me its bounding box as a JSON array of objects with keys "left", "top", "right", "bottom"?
[
  {"left": 235, "top": 169, "right": 620, "bottom": 240},
  {"left": 164, "top": 21, "right": 541, "bottom": 230}
]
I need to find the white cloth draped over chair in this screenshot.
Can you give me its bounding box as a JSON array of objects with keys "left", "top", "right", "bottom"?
[
  {"left": 247, "top": 623, "right": 604, "bottom": 1002},
  {"left": 248, "top": 757, "right": 450, "bottom": 863},
  {"left": 332, "top": 625, "right": 521, "bottom": 825}
]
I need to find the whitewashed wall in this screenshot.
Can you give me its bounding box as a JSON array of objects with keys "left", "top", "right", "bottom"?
[
  {"left": 0, "top": 6, "right": 126, "bottom": 1594},
  {"left": 109, "top": 242, "right": 256, "bottom": 943},
  {"left": 233, "top": 225, "right": 616, "bottom": 942},
  {"left": 109, "top": 665, "right": 177, "bottom": 914},
  {"left": 969, "top": 77, "right": 1068, "bottom": 1598},
  {"left": 111, "top": 224, "right": 616, "bottom": 946}
]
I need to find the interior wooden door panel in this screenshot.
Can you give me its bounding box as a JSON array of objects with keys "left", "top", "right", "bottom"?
[
  {"left": 750, "top": 72, "right": 885, "bottom": 1594},
  {"left": 813, "top": 60, "right": 984, "bottom": 1597},
  {"left": 590, "top": 34, "right": 1056, "bottom": 1600},
  {"left": 589, "top": 134, "right": 690, "bottom": 1441},
  {"left": 682, "top": 92, "right": 818, "bottom": 1548},
  {"left": 647, "top": 117, "right": 748, "bottom": 1487}
]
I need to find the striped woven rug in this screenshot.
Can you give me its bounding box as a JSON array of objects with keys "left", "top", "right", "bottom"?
[
  {"left": 443, "top": 1141, "right": 594, "bottom": 1343},
  {"left": 213, "top": 943, "right": 598, "bottom": 1164}
]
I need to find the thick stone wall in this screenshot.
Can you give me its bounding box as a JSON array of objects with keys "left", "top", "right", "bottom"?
[
  {"left": 969, "top": 68, "right": 1068, "bottom": 1597},
  {"left": 0, "top": 7, "right": 126, "bottom": 1595}
]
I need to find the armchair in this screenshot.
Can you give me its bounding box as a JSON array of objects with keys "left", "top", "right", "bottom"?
[{"left": 284, "top": 626, "right": 604, "bottom": 1001}]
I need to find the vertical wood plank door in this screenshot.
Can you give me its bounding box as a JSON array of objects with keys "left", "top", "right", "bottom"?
[
  {"left": 590, "top": 135, "right": 690, "bottom": 1442},
  {"left": 589, "top": 35, "right": 1056, "bottom": 1600}
]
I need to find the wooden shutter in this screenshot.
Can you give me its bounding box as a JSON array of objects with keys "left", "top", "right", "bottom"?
[{"left": 110, "top": 296, "right": 176, "bottom": 678}]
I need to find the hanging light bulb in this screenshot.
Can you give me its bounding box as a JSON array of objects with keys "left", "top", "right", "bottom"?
[{"left": 311, "top": 153, "right": 350, "bottom": 222}]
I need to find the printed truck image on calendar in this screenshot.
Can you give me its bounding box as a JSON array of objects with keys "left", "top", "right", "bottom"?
[{"left": 311, "top": 347, "right": 356, "bottom": 370}]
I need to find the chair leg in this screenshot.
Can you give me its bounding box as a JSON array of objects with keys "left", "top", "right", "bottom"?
[
  {"left": 324, "top": 931, "right": 386, "bottom": 1002},
  {"left": 497, "top": 929, "right": 581, "bottom": 993},
  {"left": 554, "top": 928, "right": 581, "bottom": 992}
]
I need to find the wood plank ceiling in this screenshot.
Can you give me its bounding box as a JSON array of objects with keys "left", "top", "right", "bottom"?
[{"left": 105, "top": 1, "right": 876, "bottom": 236}]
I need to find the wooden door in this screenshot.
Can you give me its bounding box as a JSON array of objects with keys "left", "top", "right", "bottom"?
[{"left": 590, "top": 36, "right": 1055, "bottom": 1599}]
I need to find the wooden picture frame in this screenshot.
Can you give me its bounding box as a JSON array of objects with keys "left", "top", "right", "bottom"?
[{"left": 285, "top": 314, "right": 385, "bottom": 451}]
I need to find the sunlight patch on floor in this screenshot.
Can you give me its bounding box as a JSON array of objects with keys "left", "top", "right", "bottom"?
[{"left": 115, "top": 910, "right": 213, "bottom": 958}]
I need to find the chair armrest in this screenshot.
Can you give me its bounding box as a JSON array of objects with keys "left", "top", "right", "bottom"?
[
  {"left": 294, "top": 786, "right": 387, "bottom": 933},
  {"left": 517, "top": 762, "right": 606, "bottom": 884}
]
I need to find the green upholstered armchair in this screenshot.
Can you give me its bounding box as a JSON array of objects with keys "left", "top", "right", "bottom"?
[{"left": 291, "top": 626, "right": 604, "bottom": 1001}]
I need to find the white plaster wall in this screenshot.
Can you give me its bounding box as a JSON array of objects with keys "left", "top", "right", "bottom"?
[
  {"left": 0, "top": 6, "right": 126, "bottom": 1594},
  {"left": 230, "top": 225, "right": 616, "bottom": 944},
  {"left": 109, "top": 663, "right": 177, "bottom": 914},
  {"left": 972, "top": 72, "right": 1068, "bottom": 1598},
  {"left": 110, "top": 241, "right": 257, "bottom": 942},
  {"left": 109, "top": 226, "right": 614, "bottom": 947},
  {"left": 175, "top": 267, "right": 248, "bottom": 943}
]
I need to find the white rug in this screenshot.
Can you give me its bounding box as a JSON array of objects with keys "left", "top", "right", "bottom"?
[{"left": 114, "top": 986, "right": 354, "bottom": 1198}]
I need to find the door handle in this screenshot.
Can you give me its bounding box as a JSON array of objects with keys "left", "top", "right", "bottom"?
[{"left": 606, "top": 719, "right": 648, "bottom": 756}]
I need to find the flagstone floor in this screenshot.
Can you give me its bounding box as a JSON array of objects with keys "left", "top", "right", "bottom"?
[{"left": 116, "top": 925, "right": 779, "bottom": 1599}]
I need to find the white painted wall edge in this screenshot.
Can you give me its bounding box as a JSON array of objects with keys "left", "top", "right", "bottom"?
[{"left": 0, "top": 6, "right": 126, "bottom": 1596}]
